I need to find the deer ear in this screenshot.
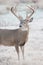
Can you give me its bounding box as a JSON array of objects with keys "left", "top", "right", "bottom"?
[
  {"left": 25, "top": 17, "right": 33, "bottom": 23},
  {"left": 29, "top": 17, "right": 33, "bottom": 22}
]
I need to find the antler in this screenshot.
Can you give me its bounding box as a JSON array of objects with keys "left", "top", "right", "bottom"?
[
  {"left": 26, "top": 6, "right": 34, "bottom": 20},
  {"left": 11, "top": 5, "right": 34, "bottom": 22},
  {"left": 11, "top": 6, "right": 23, "bottom": 21}
]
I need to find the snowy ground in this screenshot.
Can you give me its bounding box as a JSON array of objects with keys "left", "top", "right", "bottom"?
[{"left": 0, "top": 8, "right": 43, "bottom": 65}]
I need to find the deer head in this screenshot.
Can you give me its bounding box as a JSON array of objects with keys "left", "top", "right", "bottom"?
[{"left": 11, "top": 5, "right": 34, "bottom": 29}]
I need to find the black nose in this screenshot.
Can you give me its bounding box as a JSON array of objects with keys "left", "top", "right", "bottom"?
[{"left": 19, "top": 25, "right": 22, "bottom": 27}]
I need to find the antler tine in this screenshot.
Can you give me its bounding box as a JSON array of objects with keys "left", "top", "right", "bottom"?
[
  {"left": 11, "top": 7, "right": 18, "bottom": 18},
  {"left": 26, "top": 6, "right": 34, "bottom": 19},
  {"left": 14, "top": 4, "right": 18, "bottom": 12},
  {"left": 11, "top": 6, "right": 23, "bottom": 21}
]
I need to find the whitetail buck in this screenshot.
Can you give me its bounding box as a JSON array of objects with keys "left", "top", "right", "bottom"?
[{"left": 0, "top": 5, "right": 34, "bottom": 59}]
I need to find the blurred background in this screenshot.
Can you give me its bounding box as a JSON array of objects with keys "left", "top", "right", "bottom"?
[{"left": 0, "top": 0, "right": 43, "bottom": 8}]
